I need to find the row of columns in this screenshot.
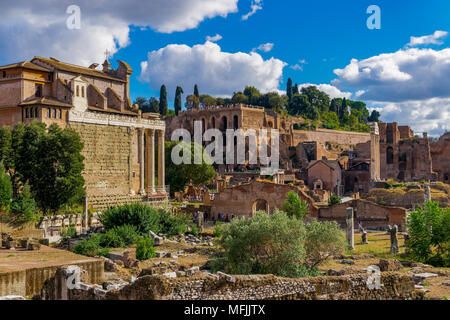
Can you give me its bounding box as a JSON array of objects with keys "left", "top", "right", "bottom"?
[{"left": 138, "top": 128, "right": 165, "bottom": 195}]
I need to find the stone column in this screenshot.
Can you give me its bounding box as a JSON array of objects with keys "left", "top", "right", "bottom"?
[
  {"left": 138, "top": 128, "right": 146, "bottom": 195},
  {"left": 346, "top": 207, "right": 354, "bottom": 250},
  {"left": 146, "top": 129, "right": 155, "bottom": 194},
  {"left": 83, "top": 196, "right": 88, "bottom": 233},
  {"left": 157, "top": 130, "right": 165, "bottom": 193}
]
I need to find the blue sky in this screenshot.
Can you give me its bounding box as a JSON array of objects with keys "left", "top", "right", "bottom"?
[{"left": 0, "top": 0, "right": 449, "bottom": 135}]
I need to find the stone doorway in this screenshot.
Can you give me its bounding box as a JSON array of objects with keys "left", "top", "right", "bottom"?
[{"left": 252, "top": 199, "right": 269, "bottom": 216}]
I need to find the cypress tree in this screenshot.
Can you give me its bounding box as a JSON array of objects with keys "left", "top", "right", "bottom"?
[
  {"left": 159, "top": 85, "right": 168, "bottom": 116},
  {"left": 194, "top": 84, "right": 199, "bottom": 98},
  {"left": 287, "top": 78, "right": 293, "bottom": 102},
  {"left": 174, "top": 86, "right": 184, "bottom": 116}
]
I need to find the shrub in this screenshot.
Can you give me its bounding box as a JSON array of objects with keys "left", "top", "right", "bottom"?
[
  {"left": 328, "top": 194, "right": 342, "bottom": 206},
  {"left": 213, "top": 221, "right": 223, "bottom": 238},
  {"left": 211, "top": 210, "right": 309, "bottom": 278},
  {"left": 188, "top": 225, "right": 199, "bottom": 237},
  {"left": 100, "top": 203, "right": 160, "bottom": 235},
  {"left": 0, "top": 162, "right": 12, "bottom": 212},
  {"left": 60, "top": 226, "right": 77, "bottom": 241},
  {"left": 136, "top": 236, "right": 156, "bottom": 261},
  {"left": 10, "top": 183, "right": 38, "bottom": 224},
  {"left": 73, "top": 234, "right": 110, "bottom": 257},
  {"left": 99, "top": 229, "right": 125, "bottom": 248},
  {"left": 100, "top": 203, "right": 189, "bottom": 237},
  {"left": 304, "top": 219, "right": 346, "bottom": 267},
  {"left": 283, "top": 191, "right": 308, "bottom": 219},
  {"left": 406, "top": 201, "right": 450, "bottom": 267},
  {"left": 110, "top": 224, "right": 140, "bottom": 247},
  {"left": 384, "top": 182, "right": 393, "bottom": 189}
]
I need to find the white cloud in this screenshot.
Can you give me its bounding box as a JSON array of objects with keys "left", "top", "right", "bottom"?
[
  {"left": 254, "top": 42, "right": 274, "bottom": 52},
  {"left": 333, "top": 48, "right": 450, "bottom": 102},
  {"left": 406, "top": 30, "right": 448, "bottom": 47},
  {"left": 333, "top": 45, "right": 450, "bottom": 136},
  {"left": 139, "top": 41, "right": 287, "bottom": 97},
  {"left": 377, "top": 98, "right": 450, "bottom": 137},
  {"left": 206, "top": 34, "right": 223, "bottom": 42},
  {"left": 242, "top": 0, "right": 263, "bottom": 20},
  {"left": 298, "top": 83, "right": 352, "bottom": 100},
  {"left": 290, "top": 59, "right": 307, "bottom": 71},
  {"left": 0, "top": 0, "right": 238, "bottom": 65}
]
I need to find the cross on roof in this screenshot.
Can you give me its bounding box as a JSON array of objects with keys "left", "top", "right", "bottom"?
[{"left": 104, "top": 49, "right": 112, "bottom": 61}]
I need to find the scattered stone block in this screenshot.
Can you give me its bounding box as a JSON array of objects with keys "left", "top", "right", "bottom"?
[
  {"left": 378, "top": 259, "right": 403, "bottom": 272},
  {"left": 339, "top": 260, "right": 354, "bottom": 265},
  {"left": 412, "top": 273, "right": 438, "bottom": 284},
  {"left": 163, "top": 272, "right": 177, "bottom": 278}
]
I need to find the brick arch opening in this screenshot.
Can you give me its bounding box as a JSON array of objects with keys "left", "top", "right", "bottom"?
[{"left": 252, "top": 199, "right": 269, "bottom": 216}]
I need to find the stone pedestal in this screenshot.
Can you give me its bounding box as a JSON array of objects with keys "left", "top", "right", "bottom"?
[{"left": 346, "top": 207, "right": 354, "bottom": 250}]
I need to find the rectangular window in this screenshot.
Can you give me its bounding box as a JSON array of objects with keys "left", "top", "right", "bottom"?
[
  {"left": 81, "top": 86, "right": 85, "bottom": 98},
  {"left": 35, "top": 84, "right": 42, "bottom": 97},
  {"left": 52, "top": 108, "right": 56, "bottom": 118},
  {"left": 25, "top": 108, "right": 29, "bottom": 119},
  {"left": 76, "top": 85, "right": 79, "bottom": 97},
  {"left": 47, "top": 108, "right": 51, "bottom": 118},
  {"left": 35, "top": 108, "right": 39, "bottom": 118},
  {"left": 58, "top": 109, "right": 62, "bottom": 119}
]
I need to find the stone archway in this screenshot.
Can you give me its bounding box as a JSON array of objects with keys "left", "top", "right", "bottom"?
[{"left": 252, "top": 199, "right": 269, "bottom": 216}]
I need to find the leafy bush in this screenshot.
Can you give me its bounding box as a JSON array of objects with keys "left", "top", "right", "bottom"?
[
  {"left": 99, "top": 229, "right": 126, "bottom": 248},
  {"left": 100, "top": 203, "right": 189, "bottom": 237},
  {"left": 283, "top": 191, "right": 308, "bottom": 219},
  {"left": 188, "top": 225, "right": 199, "bottom": 237},
  {"left": 384, "top": 182, "right": 393, "bottom": 189},
  {"left": 213, "top": 221, "right": 223, "bottom": 238},
  {"left": 60, "top": 226, "right": 77, "bottom": 240},
  {"left": 211, "top": 210, "right": 345, "bottom": 278},
  {"left": 328, "top": 194, "right": 342, "bottom": 206},
  {"left": 211, "top": 210, "right": 310, "bottom": 277},
  {"left": 73, "top": 234, "right": 110, "bottom": 257},
  {"left": 109, "top": 224, "right": 140, "bottom": 247},
  {"left": 100, "top": 203, "right": 160, "bottom": 235},
  {"left": 406, "top": 201, "right": 449, "bottom": 267},
  {"left": 136, "top": 236, "right": 156, "bottom": 261},
  {"left": 10, "top": 183, "right": 38, "bottom": 224},
  {"left": 304, "top": 220, "right": 346, "bottom": 267}
]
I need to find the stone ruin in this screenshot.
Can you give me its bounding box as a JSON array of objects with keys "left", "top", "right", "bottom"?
[{"left": 1, "top": 233, "right": 41, "bottom": 251}]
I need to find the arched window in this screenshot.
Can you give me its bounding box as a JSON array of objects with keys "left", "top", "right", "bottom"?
[
  {"left": 81, "top": 86, "right": 85, "bottom": 98},
  {"left": 221, "top": 116, "right": 227, "bottom": 131},
  {"left": 76, "top": 85, "right": 80, "bottom": 97},
  {"left": 268, "top": 121, "right": 273, "bottom": 128},
  {"left": 233, "top": 115, "right": 239, "bottom": 129},
  {"left": 444, "top": 174, "right": 449, "bottom": 181},
  {"left": 202, "top": 118, "right": 206, "bottom": 133},
  {"left": 386, "top": 147, "right": 394, "bottom": 164},
  {"left": 211, "top": 117, "right": 216, "bottom": 129}
]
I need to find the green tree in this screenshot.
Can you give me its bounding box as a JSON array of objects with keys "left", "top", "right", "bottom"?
[
  {"left": 211, "top": 210, "right": 311, "bottom": 277},
  {"left": 288, "top": 94, "right": 310, "bottom": 116},
  {"left": 368, "top": 110, "right": 381, "bottom": 122},
  {"left": 185, "top": 94, "right": 200, "bottom": 109},
  {"left": 194, "top": 84, "right": 199, "bottom": 98},
  {"left": 339, "top": 97, "right": 349, "bottom": 119},
  {"left": 148, "top": 97, "right": 160, "bottom": 113},
  {"left": 330, "top": 98, "right": 342, "bottom": 114},
  {"left": 22, "top": 123, "right": 85, "bottom": 214},
  {"left": 159, "top": 85, "right": 168, "bottom": 116},
  {"left": 293, "top": 83, "right": 299, "bottom": 95},
  {"left": 133, "top": 97, "right": 149, "bottom": 112},
  {"left": 304, "top": 220, "right": 346, "bottom": 267},
  {"left": 406, "top": 201, "right": 450, "bottom": 266},
  {"left": 283, "top": 191, "right": 308, "bottom": 219},
  {"left": 300, "top": 86, "right": 330, "bottom": 113},
  {"left": 0, "top": 126, "right": 13, "bottom": 170},
  {"left": 243, "top": 86, "right": 260, "bottom": 105},
  {"left": 321, "top": 112, "right": 340, "bottom": 130},
  {"left": 165, "top": 141, "right": 216, "bottom": 193},
  {"left": 174, "top": 86, "right": 184, "bottom": 116},
  {"left": 10, "top": 183, "right": 38, "bottom": 224},
  {"left": 286, "top": 78, "right": 293, "bottom": 102},
  {"left": 0, "top": 162, "right": 12, "bottom": 213},
  {"left": 200, "top": 94, "right": 217, "bottom": 107},
  {"left": 328, "top": 194, "right": 342, "bottom": 206},
  {"left": 231, "top": 92, "right": 249, "bottom": 104}
]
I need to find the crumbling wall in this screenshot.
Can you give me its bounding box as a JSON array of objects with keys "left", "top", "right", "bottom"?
[{"left": 41, "top": 271, "right": 422, "bottom": 300}]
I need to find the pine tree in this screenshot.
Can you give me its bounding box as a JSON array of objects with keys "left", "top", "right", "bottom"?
[
  {"left": 287, "top": 78, "right": 293, "bottom": 102},
  {"left": 293, "top": 83, "right": 299, "bottom": 95},
  {"left": 194, "top": 84, "right": 199, "bottom": 98},
  {"left": 340, "top": 97, "right": 349, "bottom": 119},
  {"left": 174, "top": 86, "right": 184, "bottom": 116},
  {"left": 159, "top": 85, "right": 168, "bottom": 116}
]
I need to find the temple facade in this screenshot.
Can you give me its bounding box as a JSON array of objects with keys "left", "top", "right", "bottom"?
[{"left": 0, "top": 57, "right": 167, "bottom": 209}]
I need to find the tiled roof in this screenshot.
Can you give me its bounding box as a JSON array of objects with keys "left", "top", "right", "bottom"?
[
  {"left": 32, "top": 57, "right": 126, "bottom": 83},
  {"left": 19, "top": 97, "right": 73, "bottom": 108},
  {"left": 0, "top": 61, "right": 50, "bottom": 72}
]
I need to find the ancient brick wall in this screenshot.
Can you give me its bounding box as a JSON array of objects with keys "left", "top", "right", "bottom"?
[
  {"left": 68, "top": 122, "right": 136, "bottom": 197},
  {"left": 318, "top": 199, "right": 407, "bottom": 229},
  {"left": 430, "top": 133, "right": 450, "bottom": 183},
  {"left": 292, "top": 129, "right": 371, "bottom": 148}
]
